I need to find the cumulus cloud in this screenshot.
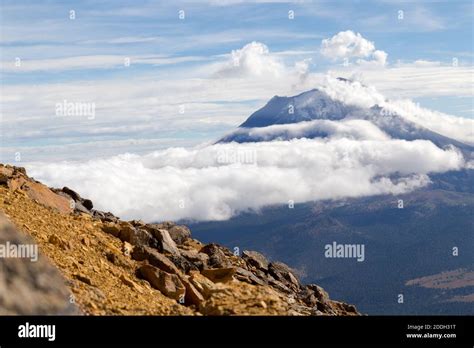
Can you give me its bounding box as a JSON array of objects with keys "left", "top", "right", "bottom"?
[
  {"left": 28, "top": 132, "right": 464, "bottom": 222},
  {"left": 320, "top": 30, "right": 388, "bottom": 66},
  {"left": 215, "top": 41, "right": 311, "bottom": 80},
  {"left": 215, "top": 41, "right": 284, "bottom": 78}
]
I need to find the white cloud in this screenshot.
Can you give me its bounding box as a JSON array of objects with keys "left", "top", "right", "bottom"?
[
  {"left": 413, "top": 60, "right": 441, "bottom": 67},
  {"left": 28, "top": 133, "right": 465, "bottom": 222},
  {"left": 221, "top": 118, "right": 391, "bottom": 142},
  {"left": 215, "top": 41, "right": 311, "bottom": 80},
  {"left": 215, "top": 41, "right": 283, "bottom": 78},
  {"left": 2, "top": 39, "right": 473, "bottom": 164},
  {"left": 320, "top": 30, "right": 388, "bottom": 66},
  {"left": 319, "top": 76, "right": 474, "bottom": 145},
  {"left": 409, "top": 6, "right": 445, "bottom": 32},
  {"left": 368, "top": 50, "right": 388, "bottom": 66},
  {"left": 0, "top": 54, "right": 208, "bottom": 72}
]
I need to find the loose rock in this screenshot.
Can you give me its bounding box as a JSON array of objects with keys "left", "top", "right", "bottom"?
[
  {"left": 150, "top": 228, "right": 180, "bottom": 255},
  {"left": 168, "top": 225, "right": 191, "bottom": 245},
  {"left": 132, "top": 246, "right": 180, "bottom": 275},
  {"left": 201, "top": 267, "right": 236, "bottom": 283},
  {"left": 139, "top": 265, "right": 185, "bottom": 301},
  {"left": 200, "top": 244, "right": 233, "bottom": 268},
  {"left": 242, "top": 250, "right": 269, "bottom": 271}
]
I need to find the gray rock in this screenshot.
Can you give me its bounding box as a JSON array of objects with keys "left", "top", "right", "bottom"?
[
  {"left": 167, "top": 254, "right": 199, "bottom": 274},
  {"left": 268, "top": 262, "right": 300, "bottom": 290},
  {"left": 267, "top": 277, "right": 293, "bottom": 294},
  {"left": 242, "top": 250, "right": 269, "bottom": 271},
  {"left": 150, "top": 229, "right": 180, "bottom": 255},
  {"left": 307, "top": 284, "right": 330, "bottom": 303},
  {"left": 61, "top": 186, "right": 81, "bottom": 202},
  {"left": 168, "top": 225, "right": 191, "bottom": 245},
  {"left": 200, "top": 243, "right": 232, "bottom": 268},
  {"left": 148, "top": 221, "right": 176, "bottom": 230},
  {"left": 235, "top": 267, "right": 267, "bottom": 286},
  {"left": 101, "top": 211, "right": 119, "bottom": 223},
  {"left": 74, "top": 200, "right": 91, "bottom": 214},
  {"left": 179, "top": 249, "right": 209, "bottom": 270},
  {"left": 0, "top": 212, "right": 79, "bottom": 315},
  {"left": 119, "top": 225, "right": 155, "bottom": 248},
  {"left": 92, "top": 210, "right": 105, "bottom": 219}
]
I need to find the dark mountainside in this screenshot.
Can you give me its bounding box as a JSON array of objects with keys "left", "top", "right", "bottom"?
[
  {"left": 193, "top": 82, "right": 474, "bottom": 315},
  {"left": 0, "top": 164, "right": 359, "bottom": 316},
  {"left": 190, "top": 172, "right": 474, "bottom": 314}
]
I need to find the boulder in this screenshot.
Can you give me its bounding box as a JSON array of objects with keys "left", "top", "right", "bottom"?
[
  {"left": 138, "top": 265, "right": 185, "bottom": 301},
  {"left": 95, "top": 211, "right": 119, "bottom": 223},
  {"left": 242, "top": 250, "right": 269, "bottom": 271},
  {"left": 150, "top": 229, "right": 180, "bottom": 255},
  {"left": 132, "top": 246, "right": 180, "bottom": 275},
  {"left": 166, "top": 254, "right": 199, "bottom": 274},
  {"left": 179, "top": 249, "right": 209, "bottom": 270},
  {"left": 82, "top": 199, "right": 93, "bottom": 210},
  {"left": 168, "top": 225, "right": 191, "bottom": 245},
  {"left": 201, "top": 267, "right": 236, "bottom": 283},
  {"left": 306, "top": 284, "right": 330, "bottom": 303},
  {"left": 179, "top": 276, "right": 204, "bottom": 306},
  {"left": 267, "top": 277, "right": 292, "bottom": 294},
  {"left": 145, "top": 221, "right": 176, "bottom": 231},
  {"left": 58, "top": 187, "right": 93, "bottom": 213},
  {"left": 0, "top": 212, "right": 79, "bottom": 314},
  {"left": 118, "top": 224, "right": 155, "bottom": 248},
  {"left": 235, "top": 267, "right": 267, "bottom": 286},
  {"left": 61, "top": 186, "right": 82, "bottom": 202},
  {"left": 268, "top": 262, "right": 300, "bottom": 290},
  {"left": 101, "top": 222, "right": 121, "bottom": 237},
  {"left": 0, "top": 166, "right": 13, "bottom": 185},
  {"left": 7, "top": 176, "right": 27, "bottom": 191},
  {"left": 21, "top": 181, "right": 72, "bottom": 214},
  {"left": 200, "top": 244, "right": 232, "bottom": 268},
  {"left": 73, "top": 200, "right": 91, "bottom": 214},
  {"left": 130, "top": 220, "right": 146, "bottom": 228},
  {"left": 188, "top": 271, "right": 221, "bottom": 299}
]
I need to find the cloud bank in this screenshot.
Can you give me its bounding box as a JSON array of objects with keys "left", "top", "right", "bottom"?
[
  {"left": 28, "top": 132, "right": 465, "bottom": 222},
  {"left": 23, "top": 75, "right": 470, "bottom": 223}
]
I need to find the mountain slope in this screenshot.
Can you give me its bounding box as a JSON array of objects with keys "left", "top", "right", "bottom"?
[
  {"left": 240, "top": 88, "right": 351, "bottom": 127},
  {"left": 0, "top": 164, "right": 358, "bottom": 316}
]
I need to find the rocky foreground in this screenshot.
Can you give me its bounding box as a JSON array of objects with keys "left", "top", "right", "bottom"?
[{"left": 0, "top": 164, "right": 359, "bottom": 316}]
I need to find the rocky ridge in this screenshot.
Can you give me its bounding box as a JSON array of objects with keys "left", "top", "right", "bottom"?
[{"left": 0, "top": 164, "right": 359, "bottom": 316}]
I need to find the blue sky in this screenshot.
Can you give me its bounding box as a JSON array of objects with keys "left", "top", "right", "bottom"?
[{"left": 1, "top": 0, "right": 473, "bottom": 163}]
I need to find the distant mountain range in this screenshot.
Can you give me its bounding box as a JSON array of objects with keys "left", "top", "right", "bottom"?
[{"left": 191, "top": 79, "right": 474, "bottom": 315}]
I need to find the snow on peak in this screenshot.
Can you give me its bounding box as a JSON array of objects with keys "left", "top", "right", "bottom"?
[{"left": 220, "top": 76, "right": 473, "bottom": 150}]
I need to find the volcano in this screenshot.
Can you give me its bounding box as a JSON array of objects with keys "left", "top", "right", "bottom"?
[{"left": 191, "top": 78, "right": 474, "bottom": 315}]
